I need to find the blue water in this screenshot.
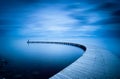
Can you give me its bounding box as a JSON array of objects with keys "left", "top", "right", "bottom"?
[
  {"left": 0, "top": 38, "right": 84, "bottom": 79},
  {"left": 0, "top": 0, "right": 120, "bottom": 79}
]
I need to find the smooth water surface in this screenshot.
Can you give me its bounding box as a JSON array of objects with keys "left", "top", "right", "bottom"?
[{"left": 0, "top": 38, "right": 84, "bottom": 79}]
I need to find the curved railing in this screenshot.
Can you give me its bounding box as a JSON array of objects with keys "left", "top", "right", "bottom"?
[{"left": 27, "top": 40, "right": 86, "bottom": 51}]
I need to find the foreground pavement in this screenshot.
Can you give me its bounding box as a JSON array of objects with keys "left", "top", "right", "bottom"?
[{"left": 50, "top": 38, "right": 120, "bottom": 79}]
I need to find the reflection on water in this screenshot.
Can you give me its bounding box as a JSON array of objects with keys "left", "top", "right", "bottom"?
[{"left": 0, "top": 39, "right": 84, "bottom": 79}]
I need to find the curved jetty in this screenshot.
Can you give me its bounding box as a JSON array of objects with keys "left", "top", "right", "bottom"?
[
  {"left": 27, "top": 40, "right": 86, "bottom": 51},
  {"left": 27, "top": 40, "right": 120, "bottom": 79}
]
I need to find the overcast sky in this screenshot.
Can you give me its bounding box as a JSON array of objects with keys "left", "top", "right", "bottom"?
[{"left": 0, "top": 0, "right": 120, "bottom": 38}]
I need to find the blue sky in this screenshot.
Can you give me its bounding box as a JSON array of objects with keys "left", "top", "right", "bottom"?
[{"left": 0, "top": 0, "right": 120, "bottom": 38}]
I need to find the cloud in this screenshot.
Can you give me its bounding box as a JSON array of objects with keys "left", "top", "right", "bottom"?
[
  {"left": 21, "top": 5, "right": 78, "bottom": 34},
  {"left": 0, "top": 0, "right": 120, "bottom": 38}
]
